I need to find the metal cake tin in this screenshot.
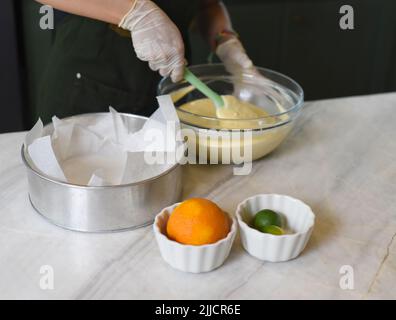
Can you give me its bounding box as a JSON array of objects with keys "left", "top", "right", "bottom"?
[{"left": 21, "top": 113, "right": 182, "bottom": 232}]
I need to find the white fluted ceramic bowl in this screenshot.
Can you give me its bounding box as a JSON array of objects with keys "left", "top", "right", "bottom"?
[
  {"left": 236, "top": 194, "right": 315, "bottom": 262},
  {"left": 153, "top": 203, "right": 237, "bottom": 273}
]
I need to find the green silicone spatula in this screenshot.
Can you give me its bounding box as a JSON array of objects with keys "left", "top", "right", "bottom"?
[{"left": 184, "top": 67, "right": 224, "bottom": 108}]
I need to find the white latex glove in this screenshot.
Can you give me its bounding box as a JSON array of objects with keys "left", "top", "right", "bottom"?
[
  {"left": 119, "top": 0, "right": 185, "bottom": 82},
  {"left": 216, "top": 37, "right": 256, "bottom": 76},
  {"left": 217, "top": 37, "right": 286, "bottom": 105}
]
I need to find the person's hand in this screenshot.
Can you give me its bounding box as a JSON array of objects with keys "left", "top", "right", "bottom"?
[
  {"left": 119, "top": 0, "right": 185, "bottom": 82},
  {"left": 216, "top": 36, "right": 285, "bottom": 103},
  {"left": 216, "top": 36, "right": 256, "bottom": 76}
]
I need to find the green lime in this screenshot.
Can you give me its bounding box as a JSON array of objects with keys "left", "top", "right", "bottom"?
[
  {"left": 253, "top": 209, "right": 282, "bottom": 230},
  {"left": 259, "top": 225, "right": 284, "bottom": 235}
]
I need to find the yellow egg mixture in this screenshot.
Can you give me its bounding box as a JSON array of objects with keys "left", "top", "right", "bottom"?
[
  {"left": 171, "top": 88, "right": 292, "bottom": 161},
  {"left": 180, "top": 95, "right": 269, "bottom": 120}
]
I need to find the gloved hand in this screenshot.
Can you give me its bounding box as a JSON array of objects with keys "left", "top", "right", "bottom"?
[
  {"left": 216, "top": 36, "right": 257, "bottom": 77},
  {"left": 119, "top": 0, "right": 185, "bottom": 82},
  {"left": 216, "top": 35, "right": 285, "bottom": 103}
]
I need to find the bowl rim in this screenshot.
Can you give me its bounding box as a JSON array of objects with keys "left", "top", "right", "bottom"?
[
  {"left": 236, "top": 194, "right": 315, "bottom": 238},
  {"left": 153, "top": 202, "right": 237, "bottom": 249},
  {"left": 21, "top": 112, "right": 181, "bottom": 190},
  {"left": 158, "top": 63, "right": 305, "bottom": 123},
  {"left": 178, "top": 117, "right": 293, "bottom": 132}
]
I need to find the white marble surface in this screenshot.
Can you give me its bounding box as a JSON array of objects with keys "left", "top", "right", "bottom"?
[{"left": 1, "top": 93, "right": 396, "bottom": 300}]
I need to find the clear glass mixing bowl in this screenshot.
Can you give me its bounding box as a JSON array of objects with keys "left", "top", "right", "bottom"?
[{"left": 158, "top": 64, "right": 304, "bottom": 162}]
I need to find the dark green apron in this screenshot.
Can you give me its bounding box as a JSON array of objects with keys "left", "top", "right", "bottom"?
[{"left": 36, "top": 0, "right": 200, "bottom": 124}]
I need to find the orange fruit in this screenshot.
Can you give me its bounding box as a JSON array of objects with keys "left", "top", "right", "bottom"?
[{"left": 166, "top": 198, "right": 230, "bottom": 245}]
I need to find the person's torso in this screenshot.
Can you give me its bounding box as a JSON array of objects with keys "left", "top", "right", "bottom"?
[{"left": 36, "top": 0, "right": 200, "bottom": 123}]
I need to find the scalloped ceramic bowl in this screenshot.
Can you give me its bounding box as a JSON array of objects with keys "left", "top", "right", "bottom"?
[
  {"left": 236, "top": 194, "right": 315, "bottom": 262},
  {"left": 153, "top": 203, "right": 237, "bottom": 273}
]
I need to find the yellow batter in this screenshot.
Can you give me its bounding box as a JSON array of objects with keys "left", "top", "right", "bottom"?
[
  {"left": 177, "top": 95, "right": 278, "bottom": 130},
  {"left": 171, "top": 89, "right": 292, "bottom": 161},
  {"left": 181, "top": 95, "right": 268, "bottom": 119}
]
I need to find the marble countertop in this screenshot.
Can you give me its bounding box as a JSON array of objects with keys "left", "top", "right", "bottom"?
[{"left": 1, "top": 93, "right": 396, "bottom": 300}]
